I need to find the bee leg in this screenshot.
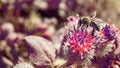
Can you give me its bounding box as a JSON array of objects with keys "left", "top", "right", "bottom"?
[
  {"left": 83, "top": 24, "right": 88, "bottom": 29},
  {"left": 91, "top": 28, "right": 95, "bottom": 36},
  {"left": 77, "top": 19, "right": 83, "bottom": 28}
]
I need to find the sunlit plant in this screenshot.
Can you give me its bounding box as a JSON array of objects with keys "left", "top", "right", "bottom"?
[{"left": 62, "top": 13, "right": 120, "bottom": 67}]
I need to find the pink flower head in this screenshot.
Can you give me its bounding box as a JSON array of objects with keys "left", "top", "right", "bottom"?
[
  {"left": 63, "top": 22, "right": 97, "bottom": 58},
  {"left": 101, "top": 24, "right": 118, "bottom": 41},
  {"left": 67, "top": 27, "right": 96, "bottom": 55},
  {"left": 62, "top": 15, "right": 99, "bottom": 58},
  {"left": 62, "top": 15, "right": 120, "bottom": 60}
]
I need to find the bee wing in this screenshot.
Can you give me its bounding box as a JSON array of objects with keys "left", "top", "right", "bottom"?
[
  {"left": 91, "top": 21, "right": 100, "bottom": 31},
  {"left": 94, "top": 18, "right": 103, "bottom": 23}
]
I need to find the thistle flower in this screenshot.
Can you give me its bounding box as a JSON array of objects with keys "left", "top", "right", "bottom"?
[
  {"left": 101, "top": 24, "right": 118, "bottom": 41},
  {"left": 62, "top": 15, "right": 120, "bottom": 67},
  {"left": 62, "top": 24, "right": 97, "bottom": 66},
  {"left": 65, "top": 27, "right": 96, "bottom": 57},
  {"left": 62, "top": 15, "right": 98, "bottom": 59}
]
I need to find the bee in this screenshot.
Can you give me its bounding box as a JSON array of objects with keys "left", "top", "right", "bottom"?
[
  {"left": 77, "top": 12, "right": 100, "bottom": 36},
  {"left": 77, "top": 12, "right": 100, "bottom": 31},
  {"left": 78, "top": 16, "right": 91, "bottom": 28}
]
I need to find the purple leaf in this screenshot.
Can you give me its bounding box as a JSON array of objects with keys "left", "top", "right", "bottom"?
[{"left": 24, "top": 36, "right": 56, "bottom": 67}]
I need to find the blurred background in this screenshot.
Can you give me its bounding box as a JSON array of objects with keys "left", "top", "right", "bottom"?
[
  {"left": 0, "top": 0, "right": 120, "bottom": 30},
  {"left": 1, "top": 0, "right": 120, "bottom": 39},
  {"left": 0, "top": 0, "right": 120, "bottom": 68}
]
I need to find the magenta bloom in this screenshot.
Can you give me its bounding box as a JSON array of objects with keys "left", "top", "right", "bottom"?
[{"left": 67, "top": 27, "right": 96, "bottom": 56}]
